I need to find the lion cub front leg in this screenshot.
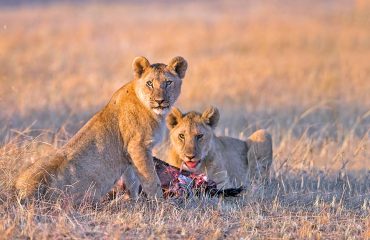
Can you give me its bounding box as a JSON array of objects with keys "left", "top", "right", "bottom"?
[
  {"left": 127, "top": 142, "right": 163, "bottom": 198},
  {"left": 122, "top": 166, "right": 141, "bottom": 199}
]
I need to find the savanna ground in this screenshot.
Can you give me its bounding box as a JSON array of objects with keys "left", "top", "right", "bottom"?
[{"left": 0, "top": 0, "right": 369, "bottom": 239}]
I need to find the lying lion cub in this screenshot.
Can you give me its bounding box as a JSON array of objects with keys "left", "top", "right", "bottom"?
[
  {"left": 165, "top": 107, "right": 272, "bottom": 189},
  {"left": 15, "top": 56, "right": 187, "bottom": 204}
]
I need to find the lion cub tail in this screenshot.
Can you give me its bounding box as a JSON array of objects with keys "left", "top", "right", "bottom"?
[{"left": 14, "top": 154, "right": 65, "bottom": 200}]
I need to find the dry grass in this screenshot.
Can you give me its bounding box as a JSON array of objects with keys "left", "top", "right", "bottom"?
[{"left": 0, "top": 1, "right": 369, "bottom": 239}]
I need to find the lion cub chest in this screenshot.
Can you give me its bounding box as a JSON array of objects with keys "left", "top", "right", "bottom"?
[
  {"left": 145, "top": 118, "right": 166, "bottom": 148},
  {"left": 154, "top": 120, "right": 166, "bottom": 145}
]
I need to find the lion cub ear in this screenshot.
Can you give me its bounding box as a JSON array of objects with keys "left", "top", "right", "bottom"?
[
  {"left": 133, "top": 56, "right": 150, "bottom": 79},
  {"left": 201, "top": 106, "right": 220, "bottom": 129},
  {"left": 168, "top": 56, "right": 188, "bottom": 79},
  {"left": 166, "top": 107, "right": 183, "bottom": 129}
]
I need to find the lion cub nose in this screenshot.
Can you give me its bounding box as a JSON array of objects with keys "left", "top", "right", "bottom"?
[
  {"left": 155, "top": 99, "right": 165, "bottom": 105},
  {"left": 185, "top": 155, "right": 196, "bottom": 161}
]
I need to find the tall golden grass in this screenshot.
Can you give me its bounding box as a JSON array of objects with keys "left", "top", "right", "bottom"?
[{"left": 0, "top": 1, "right": 369, "bottom": 238}]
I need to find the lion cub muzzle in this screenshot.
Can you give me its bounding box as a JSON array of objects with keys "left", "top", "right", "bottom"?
[{"left": 151, "top": 98, "right": 170, "bottom": 114}]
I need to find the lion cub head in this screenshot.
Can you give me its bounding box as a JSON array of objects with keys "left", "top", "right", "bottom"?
[
  {"left": 133, "top": 56, "right": 187, "bottom": 115},
  {"left": 166, "top": 106, "right": 220, "bottom": 172}
]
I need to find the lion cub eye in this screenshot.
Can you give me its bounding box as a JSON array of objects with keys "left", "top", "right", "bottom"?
[
  {"left": 165, "top": 81, "right": 173, "bottom": 88},
  {"left": 196, "top": 134, "right": 204, "bottom": 140},
  {"left": 146, "top": 81, "right": 153, "bottom": 88},
  {"left": 178, "top": 133, "right": 185, "bottom": 140}
]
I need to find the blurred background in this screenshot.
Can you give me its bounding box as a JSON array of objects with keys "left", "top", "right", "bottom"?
[{"left": 0, "top": 0, "right": 369, "bottom": 171}]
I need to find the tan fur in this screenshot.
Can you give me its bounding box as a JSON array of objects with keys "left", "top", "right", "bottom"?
[
  {"left": 166, "top": 107, "right": 272, "bottom": 188},
  {"left": 15, "top": 56, "right": 188, "bottom": 204}
]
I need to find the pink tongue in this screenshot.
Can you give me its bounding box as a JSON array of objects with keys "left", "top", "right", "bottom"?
[{"left": 186, "top": 161, "right": 198, "bottom": 168}]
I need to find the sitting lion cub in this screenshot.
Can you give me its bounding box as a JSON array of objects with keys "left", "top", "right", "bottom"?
[
  {"left": 165, "top": 107, "right": 272, "bottom": 189},
  {"left": 15, "top": 56, "right": 188, "bottom": 204}
]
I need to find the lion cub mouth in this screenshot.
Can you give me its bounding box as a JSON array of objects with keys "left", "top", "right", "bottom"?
[
  {"left": 152, "top": 106, "right": 170, "bottom": 115},
  {"left": 153, "top": 106, "right": 169, "bottom": 110},
  {"left": 152, "top": 102, "right": 170, "bottom": 111},
  {"left": 184, "top": 161, "right": 200, "bottom": 169}
]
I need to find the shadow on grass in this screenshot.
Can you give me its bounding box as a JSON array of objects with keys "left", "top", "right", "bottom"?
[
  {"left": 2, "top": 102, "right": 369, "bottom": 144},
  {"left": 257, "top": 170, "right": 370, "bottom": 211},
  {"left": 0, "top": 105, "right": 101, "bottom": 146}
]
